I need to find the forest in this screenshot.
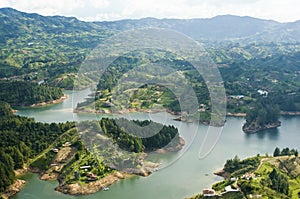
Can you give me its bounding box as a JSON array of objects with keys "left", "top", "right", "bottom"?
[
  {"left": 0, "top": 80, "right": 63, "bottom": 106},
  {"left": 0, "top": 101, "right": 75, "bottom": 192},
  {"left": 242, "top": 97, "right": 281, "bottom": 133},
  {"left": 99, "top": 118, "right": 180, "bottom": 152}
]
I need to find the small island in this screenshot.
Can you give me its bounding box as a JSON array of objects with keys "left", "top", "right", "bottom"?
[
  {"left": 188, "top": 147, "right": 300, "bottom": 199},
  {"left": 242, "top": 98, "right": 281, "bottom": 133}
]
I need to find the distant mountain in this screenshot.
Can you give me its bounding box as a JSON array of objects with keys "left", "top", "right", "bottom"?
[
  {"left": 1, "top": 7, "right": 300, "bottom": 81},
  {"left": 97, "top": 15, "right": 280, "bottom": 41},
  {"left": 1, "top": 7, "right": 300, "bottom": 43}
]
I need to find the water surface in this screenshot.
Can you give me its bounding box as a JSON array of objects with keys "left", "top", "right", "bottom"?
[{"left": 14, "top": 89, "right": 300, "bottom": 199}]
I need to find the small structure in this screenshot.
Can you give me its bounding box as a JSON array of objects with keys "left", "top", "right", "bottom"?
[
  {"left": 51, "top": 148, "right": 59, "bottom": 153},
  {"left": 80, "top": 165, "right": 91, "bottom": 170},
  {"left": 243, "top": 173, "right": 254, "bottom": 180},
  {"left": 203, "top": 188, "right": 216, "bottom": 197},
  {"left": 230, "top": 95, "right": 245, "bottom": 100},
  {"left": 62, "top": 142, "right": 71, "bottom": 147},
  {"left": 38, "top": 80, "right": 45, "bottom": 85},
  {"left": 225, "top": 185, "right": 239, "bottom": 192},
  {"left": 257, "top": 89, "right": 268, "bottom": 96},
  {"left": 230, "top": 177, "right": 238, "bottom": 182},
  {"left": 87, "top": 172, "right": 98, "bottom": 181}
]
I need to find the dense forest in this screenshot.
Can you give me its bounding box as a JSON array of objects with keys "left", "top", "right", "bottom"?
[
  {"left": 242, "top": 97, "right": 281, "bottom": 133},
  {"left": 0, "top": 80, "right": 63, "bottom": 106},
  {"left": 99, "top": 118, "right": 180, "bottom": 152},
  {"left": 0, "top": 101, "right": 75, "bottom": 192}
]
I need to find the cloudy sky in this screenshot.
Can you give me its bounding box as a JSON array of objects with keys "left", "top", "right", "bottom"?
[{"left": 0, "top": 0, "right": 300, "bottom": 22}]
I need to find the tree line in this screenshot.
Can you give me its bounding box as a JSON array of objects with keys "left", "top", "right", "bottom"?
[
  {"left": 0, "top": 101, "right": 74, "bottom": 192},
  {"left": 0, "top": 80, "right": 63, "bottom": 106},
  {"left": 99, "top": 118, "right": 179, "bottom": 153},
  {"left": 273, "top": 147, "right": 298, "bottom": 157}
]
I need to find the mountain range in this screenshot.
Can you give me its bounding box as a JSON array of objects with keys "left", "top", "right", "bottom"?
[{"left": 1, "top": 7, "right": 300, "bottom": 43}]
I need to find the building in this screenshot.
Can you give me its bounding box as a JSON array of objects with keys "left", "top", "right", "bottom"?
[
  {"left": 203, "top": 188, "right": 216, "bottom": 196},
  {"left": 257, "top": 89, "right": 268, "bottom": 96}
]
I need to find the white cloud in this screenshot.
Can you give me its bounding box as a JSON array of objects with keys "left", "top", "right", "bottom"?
[{"left": 1, "top": 0, "right": 300, "bottom": 22}]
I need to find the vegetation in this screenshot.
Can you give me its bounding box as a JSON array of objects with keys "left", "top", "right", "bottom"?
[
  {"left": 223, "top": 156, "right": 260, "bottom": 177},
  {"left": 189, "top": 147, "right": 300, "bottom": 199},
  {"left": 99, "top": 118, "right": 180, "bottom": 152},
  {"left": 273, "top": 147, "right": 298, "bottom": 157},
  {"left": 0, "top": 98, "right": 181, "bottom": 194},
  {"left": 0, "top": 101, "right": 75, "bottom": 192},
  {"left": 0, "top": 80, "right": 63, "bottom": 106},
  {"left": 242, "top": 97, "right": 281, "bottom": 133},
  {"left": 1, "top": 8, "right": 299, "bottom": 126}
]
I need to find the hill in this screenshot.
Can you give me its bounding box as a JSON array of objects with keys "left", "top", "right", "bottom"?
[
  {"left": 1, "top": 7, "right": 300, "bottom": 83},
  {"left": 0, "top": 8, "right": 300, "bottom": 123},
  {"left": 188, "top": 148, "right": 300, "bottom": 199}
]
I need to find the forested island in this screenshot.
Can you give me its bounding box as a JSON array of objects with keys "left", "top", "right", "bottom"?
[
  {"left": 188, "top": 147, "right": 300, "bottom": 199},
  {"left": 242, "top": 97, "right": 281, "bottom": 133}
]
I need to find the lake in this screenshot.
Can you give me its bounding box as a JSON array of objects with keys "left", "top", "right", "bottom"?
[{"left": 13, "top": 89, "right": 300, "bottom": 199}]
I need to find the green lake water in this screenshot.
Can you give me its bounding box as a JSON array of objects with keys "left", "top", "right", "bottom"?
[{"left": 13, "top": 89, "right": 300, "bottom": 199}]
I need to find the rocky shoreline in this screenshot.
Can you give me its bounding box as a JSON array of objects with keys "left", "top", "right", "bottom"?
[
  {"left": 242, "top": 121, "right": 281, "bottom": 134},
  {"left": 1, "top": 179, "right": 26, "bottom": 199},
  {"left": 213, "top": 169, "right": 231, "bottom": 179},
  {"left": 6, "top": 138, "right": 184, "bottom": 198},
  {"left": 55, "top": 171, "right": 130, "bottom": 195},
  {"left": 30, "top": 94, "right": 68, "bottom": 107}
]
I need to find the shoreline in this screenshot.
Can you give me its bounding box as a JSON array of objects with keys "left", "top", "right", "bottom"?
[
  {"left": 0, "top": 167, "right": 41, "bottom": 199},
  {"left": 55, "top": 171, "right": 132, "bottom": 195},
  {"left": 74, "top": 108, "right": 228, "bottom": 126},
  {"left": 30, "top": 94, "right": 68, "bottom": 107},
  {"left": 1, "top": 179, "right": 26, "bottom": 199},
  {"left": 242, "top": 121, "right": 281, "bottom": 134},
  {"left": 6, "top": 139, "right": 184, "bottom": 198}
]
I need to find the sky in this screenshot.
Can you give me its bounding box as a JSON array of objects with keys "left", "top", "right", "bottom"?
[{"left": 1, "top": 0, "right": 300, "bottom": 22}]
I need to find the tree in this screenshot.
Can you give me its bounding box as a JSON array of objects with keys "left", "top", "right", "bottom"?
[
  {"left": 273, "top": 147, "right": 280, "bottom": 157},
  {"left": 281, "top": 147, "right": 290, "bottom": 156}
]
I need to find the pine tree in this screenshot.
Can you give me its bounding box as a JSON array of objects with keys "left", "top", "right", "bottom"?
[{"left": 273, "top": 147, "right": 280, "bottom": 157}]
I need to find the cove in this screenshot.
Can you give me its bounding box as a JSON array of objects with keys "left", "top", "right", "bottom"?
[{"left": 13, "top": 89, "right": 300, "bottom": 199}]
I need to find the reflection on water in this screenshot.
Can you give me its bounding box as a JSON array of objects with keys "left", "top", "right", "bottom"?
[{"left": 244, "top": 128, "right": 280, "bottom": 140}]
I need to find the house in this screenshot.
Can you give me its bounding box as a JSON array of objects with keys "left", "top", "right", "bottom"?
[
  {"left": 203, "top": 188, "right": 216, "bottom": 196},
  {"left": 51, "top": 148, "right": 59, "bottom": 153},
  {"left": 62, "top": 142, "right": 71, "bottom": 147},
  {"left": 87, "top": 173, "right": 97, "bottom": 178},
  {"left": 87, "top": 173, "right": 98, "bottom": 181},
  {"left": 257, "top": 89, "right": 268, "bottom": 96},
  {"left": 230, "top": 177, "right": 238, "bottom": 182},
  {"left": 243, "top": 173, "right": 254, "bottom": 180},
  {"left": 229, "top": 95, "right": 245, "bottom": 100},
  {"left": 225, "top": 185, "right": 239, "bottom": 192},
  {"left": 38, "top": 80, "right": 45, "bottom": 85}
]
